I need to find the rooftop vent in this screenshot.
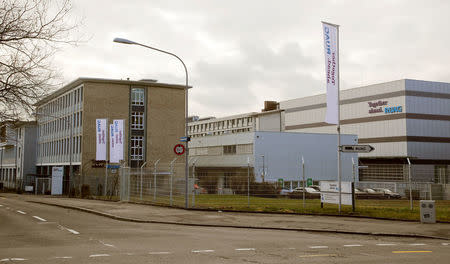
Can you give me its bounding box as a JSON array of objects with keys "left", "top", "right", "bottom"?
[
  {"left": 262, "top": 101, "right": 278, "bottom": 112},
  {"left": 139, "top": 79, "right": 158, "bottom": 83}
]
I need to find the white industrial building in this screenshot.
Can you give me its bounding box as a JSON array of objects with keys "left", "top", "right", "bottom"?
[
  {"left": 280, "top": 79, "right": 450, "bottom": 185},
  {"left": 188, "top": 107, "right": 357, "bottom": 193}
]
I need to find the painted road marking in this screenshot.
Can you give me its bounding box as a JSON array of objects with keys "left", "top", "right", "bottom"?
[
  {"left": 32, "top": 216, "right": 47, "bottom": 222},
  {"left": 0, "top": 258, "right": 28, "bottom": 261},
  {"left": 16, "top": 210, "right": 26, "bottom": 215},
  {"left": 192, "top": 250, "right": 215, "bottom": 253},
  {"left": 308, "top": 246, "right": 329, "bottom": 249},
  {"left": 343, "top": 244, "right": 362, "bottom": 247},
  {"left": 89, "top": 254, "right": 110, "bottom": 258},
  {"left": 0, "top": 204, "right": 3, "bottom": 207},
  {"left": 299, "top": 254, "right": 337, "bottom": 258},
  {"left": 99, "top": 240, "right": 115, "bottom": 248},
  {"left": 51, "top": 256, "right": 73, "bottom": 259},
  {"left": 235, "top": 248, "right": 255, "bottom": 251},
  {"left": 392, "top": 251, "right": 432, "bottom": 254},
  {"left": 376, "top": 243, "right": 396, "bottom": 246},
  {"left": 65, "top": 228, "right": 80, "bottom": 235},
  {"left": 408, "top": 243, "right": 426, "bottom": 246},
  {"left": 149, "top": 252, "right": 172, "bottom": 255},
  {"left": 442, "top": 243, "right": 449, "bottom": 246}
]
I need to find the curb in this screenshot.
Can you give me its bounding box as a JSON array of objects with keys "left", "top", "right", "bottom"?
[{"left": 28, "top": 200, "right": 449, "bottom": 241}]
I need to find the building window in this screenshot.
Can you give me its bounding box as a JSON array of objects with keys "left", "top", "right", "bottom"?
[
  {"left": 131, "top": 88, "right": 145, "bottom": 106},
  {"left": 130, "top": 136, "right": 144, "bottom": 160},
  {"left": 131, "top": 112, "right": 144, "bottom": 130},
  {"left": 223, "top": 145, "right": 236, "bottom": 155}
]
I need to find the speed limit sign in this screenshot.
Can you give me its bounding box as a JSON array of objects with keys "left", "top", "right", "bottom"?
[{"left": 174, "top": 144, "right": 185, "bottom": 155}]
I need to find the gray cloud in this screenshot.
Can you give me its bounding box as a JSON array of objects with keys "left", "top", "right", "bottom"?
[{"left": 53, "top": 0, "right": 450, "bottom": 117}]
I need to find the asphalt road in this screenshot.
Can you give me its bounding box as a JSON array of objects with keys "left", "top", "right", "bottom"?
[{"left": 0, "top": 196, "right": 449, "bottom": 263}]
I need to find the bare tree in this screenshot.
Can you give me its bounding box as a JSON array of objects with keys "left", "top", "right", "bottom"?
[{"left": 0, "top": 0, "right": 79, "bottom": 121}]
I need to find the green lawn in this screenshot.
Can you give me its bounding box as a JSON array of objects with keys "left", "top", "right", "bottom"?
[
  {"left": 190, "top": 194, "right": 450, "bottom": 222},
  {"left": 93, "top": 193, "right": 450, "bottom": 222}
]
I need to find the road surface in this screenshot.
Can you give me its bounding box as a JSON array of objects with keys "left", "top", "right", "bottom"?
[{"left": 0, "top": 196, "right": 448, "bottom": 263}]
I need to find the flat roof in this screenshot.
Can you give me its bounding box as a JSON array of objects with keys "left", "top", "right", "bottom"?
[{"left": 35, "top": 77, "right": 190, "bottom": 106}]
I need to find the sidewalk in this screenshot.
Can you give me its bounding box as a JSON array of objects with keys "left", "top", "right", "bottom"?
[{"left": 3, "top": 193, "right": 450, "bottom": 240}]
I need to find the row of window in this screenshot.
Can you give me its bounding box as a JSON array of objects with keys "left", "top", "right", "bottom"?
[
  {"left": 39, "top": 112, "right": 83, "bottom": 137},
  {"left": 131, "top": 112, "right": 144, "bottom": 130},
  {"left": 189, "top": 117, "right": 253, "bottom": 133},
  {"left": 130, "top": 136, "right": 144, "bottom": 160},
  {"left": 191, "top": 127, "right": 252, "bottom": 138},
  {"left": 130, "top": 88, "right": 145, "bottom": 163},
  {"left": 131, "top": 88, "right": 145, "bottom": 106},
  {"left": 39, "top": 87, "right": 83, "bottom": 118},
  {"left": 0, "top": 168, "right": 16, "bottom": 182},
  {"left": 38, "top": 136, "right": 82, "bottom": 158}
]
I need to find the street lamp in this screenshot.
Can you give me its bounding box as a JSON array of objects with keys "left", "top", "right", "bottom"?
[
  {"left": 33, "top": 111, "right": 73, "bottom": 195},
  {"left": 113, "top": 37, "right": 190, "bottom": 208}
]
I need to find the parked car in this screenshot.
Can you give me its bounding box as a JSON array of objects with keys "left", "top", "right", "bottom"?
[
  {"left": 289, "top": 187, "right": 320, "bottom": 199},
  {"left": 309, "top": 185, "right": 321, "bottom": 192},
  {"left": 279, "top": 188, "right": 294, "bottom": 195},
  {"left": 372, "top": 188, "right": 402, "bottom": 199}
]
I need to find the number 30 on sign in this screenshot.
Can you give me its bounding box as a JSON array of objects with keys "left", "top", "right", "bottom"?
[{"left": 174, "top": 144, "right": 185, "bottom": 155}]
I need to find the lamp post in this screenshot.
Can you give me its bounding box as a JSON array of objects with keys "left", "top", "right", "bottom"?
[
  {"left": 33, "top": 111, "right": 73, "bottom": 195},
  {"left": 113, "top": 37, "right": 190, "bottom": 208}
]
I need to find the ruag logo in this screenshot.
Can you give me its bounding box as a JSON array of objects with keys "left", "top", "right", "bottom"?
[
  {"left": 384, "top": 106, "right": 402, "bottom": 114},
  {"left": 324, "top": 26, "right": 331, "bottom": 55}
]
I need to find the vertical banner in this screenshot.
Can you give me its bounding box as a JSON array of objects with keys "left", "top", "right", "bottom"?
[
  {"left": 96, "top": 119, "right": 107, "bottom": 160},
  {"left": 322, "top": 22, "right": 339, "bottom": 125},
  {"left": 109, "top": 124, "right": 116, "bottom": 163},
  {"left": 110, "top": 120, "right": 124, "bottom": 163}
]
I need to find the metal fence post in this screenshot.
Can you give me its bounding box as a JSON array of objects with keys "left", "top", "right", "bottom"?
[
  {"left": 140, "top": 162, "right": 147, "bottom": 201},
  {"left": 247, "top": 157, "right": 250, "bottom": 207},
  {"left": 192, "top": 158, "right": 197, "bottom": 207},
  {"left": 153, "top": 159, "right": 160, "bottom": 202},
  {"left": 407, "top": 158, "right": 413, "bottom": 210},
  {"left": 169, "top": 157, "right": 177, "bottom": 206},
  {"left": 302, "top": 156, "right": 305, "bottom": 209}
]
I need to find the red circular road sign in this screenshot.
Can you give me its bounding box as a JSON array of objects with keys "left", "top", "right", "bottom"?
[{"left": 174, "top": 144, "right": 185, "bottom": 155}]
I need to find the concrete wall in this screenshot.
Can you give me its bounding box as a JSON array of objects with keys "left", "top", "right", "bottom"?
[
  {"left": 146, "top": 85, "right": 186, "bottom": 164},
  {"left": 253, "top": 131, "right": 358, "bottom": 182},
  {"left": 257, "top": 112, "right": 282, "bottom": 132}
]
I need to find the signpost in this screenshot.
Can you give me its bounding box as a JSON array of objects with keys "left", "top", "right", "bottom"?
[
  {"left": 51, "top": 167, "right": 63, "bottom": 195},
  {"left": 277, "top": 178, "right": 284, "bottom": 187},
  {"left": 174, "top": 144, "right": 185, "bottom": 155},
  {"left": 307, "top": 178, "right": 313, "bottom": 187},
  {"left": 320, "top": 181, "right": 353, "bottom": 206},
  {"left": 340, "top": 145, "right": 374, "bottom": 153}
]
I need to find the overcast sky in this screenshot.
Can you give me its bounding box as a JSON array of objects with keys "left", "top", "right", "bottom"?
[{"left": 53, "top": 0, "right": 450, "bottom": 118}]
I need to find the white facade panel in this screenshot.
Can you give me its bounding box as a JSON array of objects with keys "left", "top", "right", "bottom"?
[
  {"left": 405, "top": 79, "right": 450, "bottom": 94},
  {"left": 408, "top": 142, "right": 450, "bottom": 160},
  {"left": 190, "top": 132, "right": 253, "bottom": 148},
  {"left": 407, "top": 120, "right": 450, "bottom": 137},
  {"left": 257, "top": 113, "right": 282, "bottom": 131},
  {"left": 405, "top": 96, "right": 450, "bottom": 115}
]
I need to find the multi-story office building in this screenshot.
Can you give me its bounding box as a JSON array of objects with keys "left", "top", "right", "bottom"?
[
  {"left": 280, "top": 79, "right": 450, "bottom": 183},
  {"left": 34, "top": 77, "right": 186, "bottom": 193},
  {"left": 0, "top": 121, "right": 36, "bottom": 190}
]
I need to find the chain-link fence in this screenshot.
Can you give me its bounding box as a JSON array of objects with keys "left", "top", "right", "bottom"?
[{"left": 119, "top": 161, "right": 187, "bottom": 207}]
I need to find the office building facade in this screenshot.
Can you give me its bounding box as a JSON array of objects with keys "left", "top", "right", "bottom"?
[{"left": 35, "top": 77, "right": 186, "bottom": 193}]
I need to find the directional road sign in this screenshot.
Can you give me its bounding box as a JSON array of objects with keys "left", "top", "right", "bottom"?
[
  {"left": 339, "top": 145, "right": 374, "bottom": 153},
  {"left": 180, "top": 136, "right": 191, "bottom": 142}
]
